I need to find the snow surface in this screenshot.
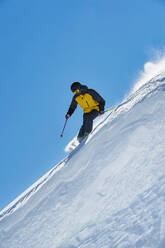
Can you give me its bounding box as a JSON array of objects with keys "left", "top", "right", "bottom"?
[{"left": 1, "top": 58, "right": 165, "bottom": 248}]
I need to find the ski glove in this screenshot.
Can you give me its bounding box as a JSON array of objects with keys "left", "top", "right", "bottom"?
[
  {"left": 98, "top": 110, "right": 104, "bottom": 116},
  {"left": 65, "top": 114, "right": 70, "bottom": 120}
]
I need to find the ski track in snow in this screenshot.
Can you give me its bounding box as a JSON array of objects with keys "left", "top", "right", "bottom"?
[{"left": 1, "top": 58, "right": 165, "bottom": 248}]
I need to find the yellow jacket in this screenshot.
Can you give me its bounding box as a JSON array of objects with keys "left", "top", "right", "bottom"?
[
  {"left": 67, "top": 85, "right": 105, "bottom": 116},
  {"left": 75, "top": 93, "right": 100, "bottom": 113}
]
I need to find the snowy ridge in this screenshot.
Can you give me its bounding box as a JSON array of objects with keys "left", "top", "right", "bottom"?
[
  {"left": 1, "top": 57, "right": 165, "bottom": 248},
  {"left": 132, "top": 56, "right": 165, "bottom": 93},
  {"left": 0, "top": 71, "right": 165, "bottom": 221},
  {"left": 0, "top": 158, "right": 67, "bottom": 220},
  {"left": 114, "top": 72, "right": 165, "bottom": 118},
  {"left": 1, "top": 71, "right": 163, "bottom": 220}
]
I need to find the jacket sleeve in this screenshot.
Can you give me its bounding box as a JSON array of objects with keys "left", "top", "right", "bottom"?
[
  {"left": 67, "top": 96, "right": 78, "bottom": 116},
  {"left": 89, "top": 89, "right": 105, "bottom": 112}
]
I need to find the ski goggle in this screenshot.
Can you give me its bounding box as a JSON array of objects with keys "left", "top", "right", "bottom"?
[{"left": 73, "top": 89, "right": 80, "bottom": 94}]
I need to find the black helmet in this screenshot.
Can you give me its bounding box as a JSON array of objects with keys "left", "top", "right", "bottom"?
[{"left": 71, "top": 82, "right": 81, "bottom": 92}]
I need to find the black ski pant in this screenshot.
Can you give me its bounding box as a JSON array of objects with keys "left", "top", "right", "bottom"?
[{"left": 78, "top": 109, "right": 99, "bottom": 139}]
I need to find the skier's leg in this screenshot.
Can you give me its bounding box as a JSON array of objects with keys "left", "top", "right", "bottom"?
[
  {"left": 77, "top": 114, "right": 88, "bottom": 140},
  {"left": 85, "top": 109, "right": 99, "bottom": 133},
  {"left": 77, "top": 110, "right": 98, "bottom": 142}
]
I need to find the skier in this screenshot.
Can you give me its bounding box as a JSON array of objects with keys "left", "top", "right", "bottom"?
[{"left": 65, "top": 82, "right": 105, "bottom": 142}]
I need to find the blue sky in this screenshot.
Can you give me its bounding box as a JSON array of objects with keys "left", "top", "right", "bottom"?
[{"left": 0, "top": 0, "right": 165, "bottom": 210}]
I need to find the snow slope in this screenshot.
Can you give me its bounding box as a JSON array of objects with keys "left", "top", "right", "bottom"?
[{"left": 1, "top": 58, "right": 165, "bottom": 248}]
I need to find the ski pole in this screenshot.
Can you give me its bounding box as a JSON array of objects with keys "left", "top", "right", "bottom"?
[
  {"left": 60, "top": 119, "right": 68, "bottom": 138},
  {"left": 104, "top": 106, "right": 116, "bottom": 113}
]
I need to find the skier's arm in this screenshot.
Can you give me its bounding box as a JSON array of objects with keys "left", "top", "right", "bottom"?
[
  {"left": 66, "top": 97, "right": 78, "bottom": 117},
  {"left": 89, "top": 89, "right": 105, "bottom": 112}
]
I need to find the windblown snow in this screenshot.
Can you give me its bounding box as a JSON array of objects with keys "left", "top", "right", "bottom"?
[{"left": 1, "top": 57, "right": 165, "bottom": 248}]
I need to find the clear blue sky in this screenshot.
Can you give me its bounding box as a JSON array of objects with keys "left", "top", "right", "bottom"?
[{"left": 0, "top": 0, "right": 165, "bottom": 210}]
